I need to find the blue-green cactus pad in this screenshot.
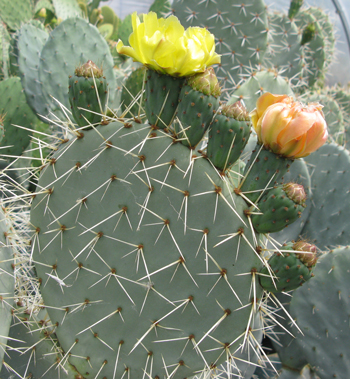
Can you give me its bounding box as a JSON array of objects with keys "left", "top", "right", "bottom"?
[
  {"left": 230, "top": 70, "right": 294, "bottom": 113},
  {"left": 301, "top": 143, "right": 350, "bottom": 249},
  {"left": 1, "top": 309, "right": 80, "bottom": 378},
  {"left": 290, "top": 246, "right": 350, "bottom": 378},
  {"left": 18, "top": 23, "right": 50, "bottom": 121},
  {"left": 171, "top": 0, "right": 269, "bottom": 89},
  {"left": 52, "top": 0, "right": 82, "bottom": 19},
  {"left": 0, "top": 77, "right": 37, "bottom": 157},
  {"left": 31, "top": 120, "right": 265, "bottom": 378},
  {"left": 0, "top": 0, "right": 33, "bottom": 30},
  {"left": 259, "top": 243, "right": 314, "bottom": 293},
  {"left": 0, "top": 208, "right": 15, "bottom": 373},
  {"left": 38, "top": 17, "right": 116, "bottom": 122}
]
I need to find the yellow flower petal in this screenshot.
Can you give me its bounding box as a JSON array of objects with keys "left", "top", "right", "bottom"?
[{"left": 116, "top": 11, "right": 221, "bottom": 77}]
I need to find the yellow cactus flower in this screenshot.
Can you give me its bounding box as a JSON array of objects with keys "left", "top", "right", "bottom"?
[
  {"left": 117, "top": 12, "right": 221, "bottom": 77},
  {"left": 251, "top": 92, "right": 328, "bottom": 159}
]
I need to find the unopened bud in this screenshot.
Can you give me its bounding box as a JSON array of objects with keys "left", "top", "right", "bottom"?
[
  {"left": 221, "top": 101, "right": 249, "bottom": 121},
  {"left": 187, "top": 67, "right": 221, "bottom": 97},
  {"left": 75, "top": 61, "right": 104, "bottom": 78},
  {"left": 293, "top": 241, "right": 318, "bottom": 267},
  {"left": 38, "top": 7, "right": 47, "bottom": 18},
  {"left": 283, "top": 182, "right": 306, "bottom": 205}
]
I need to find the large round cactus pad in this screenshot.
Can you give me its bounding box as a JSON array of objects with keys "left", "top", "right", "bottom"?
[{"left": 31, "top": 121, "right": 265, "bottom": 378}]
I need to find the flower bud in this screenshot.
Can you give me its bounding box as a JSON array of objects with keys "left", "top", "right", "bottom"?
[
  {"left": 283, "top": 182, "right": 306, "bottom": 205},
  {"left": 75, "top": 61, "right": 103, "bottom": 78},
  {"left": 293, "top": 241, "right": 318, "bottom": 267},
  {"left": 251, "top": 92, "right": 328, "bottom": 159},
  {"left": 186, "top": 67, "right": 221, "bottom": 97},
  {"left": 37, "top": 7, "right": 47, "bottom": 18},
  {"left": 221, "top": 101, "right": 249, "bottom": 121}
]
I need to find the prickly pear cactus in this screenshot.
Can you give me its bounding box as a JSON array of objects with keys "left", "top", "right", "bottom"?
[
  {"left": 0, "top": 77, "right": 37, "bottom": 158},
  {"left": 283, "top": 246, "right": 350, "bottom": 378},
  {"left": 0, "top": 207, "right": 15, "bottom": 373},
  {"left": 30, "top": 118, "right": 265, "bottom": 378},
  {"left": 0, "top": 0, "right": 33, "bottom": 30},
  {"left": 37, "top": 17, "right": 116, "bottom": 122},
  {"left": 171, "top": 0, "right": 269, "bottom": 88}
]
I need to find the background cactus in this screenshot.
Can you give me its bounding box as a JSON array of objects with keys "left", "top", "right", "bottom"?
[{"left": 0, "top": 0, "right": 349, "bottom": 378}]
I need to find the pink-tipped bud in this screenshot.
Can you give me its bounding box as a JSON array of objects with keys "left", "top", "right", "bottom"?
[
  {"left": 186, "top": 67, "right": 221, "bottom": 97},
  {"left": 293, "top": 241, "right": 318, "bottom": 267},
  {"left": 283, "top": 182, "right": 307, "bottom": 205},
  {"left": 250, "top": 92, "right": 328, "bottom": 158},
  {"left": 221, "top": 101, "right": 249, "bottom": 121},
  {"left": 75, "top": 61, "right": 104, "bottom": 78}
]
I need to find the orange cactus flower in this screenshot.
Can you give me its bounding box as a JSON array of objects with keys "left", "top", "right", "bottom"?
[{"left": 251, "top": 92, "right": 328, "bottom": 159}]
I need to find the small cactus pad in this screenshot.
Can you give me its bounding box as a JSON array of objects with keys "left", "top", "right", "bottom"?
[
  {"left": 144, "top": 69, "right": 185, "bottom": 128},
  {"left": 68, "top": 60, "right": 108, "bottom": 128},
  {"left": 207, "top": 101, "right": 251, "bottom": 171},
  {"left": 174, "top": 68, "right": 221, "bottom": 147},
  {"left": 251, "top": 183, "right": 306, "bottom": 234},
  {"left": 259, "top": 241, "right": 317, "bottom": 293},
  {"left": 238, "top": 144, "right": 294, "bottom": 204},
  {"left": 269, "top": 158, "right": 312, "bottom": 244}
]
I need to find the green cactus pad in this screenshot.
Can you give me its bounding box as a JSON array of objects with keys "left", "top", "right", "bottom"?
[
  {"left": 269, "top": 158, "right": 312, "bottom": 244},
  {"left": 288, "top": 0, "right": 303, "bottom": 19},
  {"left": 117, "top": 13, "right": 133, "bottom": 46},
  {"left": 68, "top": 61, "right": 108, "bottom": 128},
  {"left": 302, "top": 91, "right": 344, "bottom": 144},
  {"left": 38, "top": 17, "right": 116, "bottom": 122},
  {"left": 207, "top": 102, "right": 251, "bottom": 171},
  {"left": 17, "top": 23, "right": 50, "bottom": 121},
  {"left": 0, "top": 22, "right": 11, "bottom": 74},
  {"left": 304, "top": 7, "right": 335, "bottom": 72},
  {"left": 30, "top": 120, "right": 265, "bottom": 378},
  {"left": 144, "top": 69, "right": 185, "bottom": 128},
  {"left": 52, "top": 0, "right": 82, "bottom": 19},
  {"left": 174, "top": 85, "right": 220, "bottom": 148},
  {"left": 120, "top": 65, "right": 146, "bottom": 118},
  {"left": 0, "top": 77, "right": 37, "bottom": 158},
  {"left": 301, "top": 143, "right": 350, "bottom": 250},
  {"left": 289, "top": 246, "right": 350, "bottom": 378},
  {"left": 294, "top": 9, "right": 326, "bottom": 88},
  {"left": 238, "top": 144, "right": 294, "bottom": 204},
  {"left": 251, "top": 183, "right": 306, "bottom": 234},
  {"left": 0, "top": 0, "right": 33, "bottom": 30},
  {"left": 149, "top": 0, "right": 171, "bottom": 18},
  {"left": 264, "top": 13, "right": 303, "bottom": 87},
  {"left": 172, "top": 0, "right": 269, "bottom": 89},
  {"left": 0, "top": 208, "right": 15, "bottom": 373},
  {"left": 259, "top": 242, "right": 316, "bottom": 293},
  {"left": 1, "top": 309, "right": 81, "bottom": 378},
  {"left": 230, "top": 70, "right": 294, "bottom": 113}
]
